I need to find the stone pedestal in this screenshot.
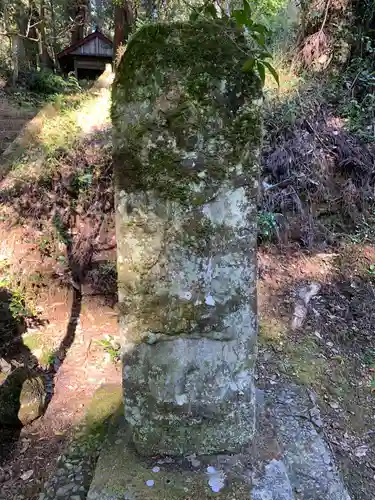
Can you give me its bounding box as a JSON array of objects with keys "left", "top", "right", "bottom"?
[{"left": 87, "top": 385, "right": 351, "bottom": 500}]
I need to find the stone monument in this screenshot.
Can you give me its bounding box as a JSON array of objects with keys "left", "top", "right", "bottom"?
[{"left": 112, "top": 20, "right": 261, "bottom": 458}]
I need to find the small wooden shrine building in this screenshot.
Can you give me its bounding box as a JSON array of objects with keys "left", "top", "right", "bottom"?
[{"left": 57, "top": 29, "right": 113, "bottom": 79}]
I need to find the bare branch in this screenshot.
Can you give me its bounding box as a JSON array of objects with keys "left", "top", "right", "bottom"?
[{"left": 0, "top": 32, "right": 40, "bottom": 42}]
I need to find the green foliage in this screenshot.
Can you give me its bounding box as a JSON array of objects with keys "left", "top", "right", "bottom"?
[
  {"left": 254, "top": 0, "right": 289, "bottom": 18},
  {"left": 96, "top": 335, "right": 121, "bottom": 364},
  {"left": 38, "top": 236, "right": 53, "bottom": 256},
  {"left": 52, "top": 213, "right": 71, "bottom": 246},
  {"left": 190, "top": 0, "right": 279, "bottom": 85},
  {"left": 257, "top": 210, "right": 277, "bottom": 241},
  {"left": 8, "top": 288, "right": 33, "bottom": 320},
  {"left": 71, "top": 170, "right": 93, "bottom": 194},
  {"left": 324, "top": 51, "right": 375, "bottom": 141},
  {"left": 26, "top": 71, "right": 81, "bottom": 96}
]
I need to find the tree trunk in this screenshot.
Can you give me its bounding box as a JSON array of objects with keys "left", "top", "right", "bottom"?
[
  {"left": 16, "top": 12, "right": 36, "bottom": 71},
  {"left": 11, "top": 35, "right": 19, "bottom": 86},
  {"left": 36, "top": 0, "right": 54, "bottom": 69},
  {"left": 113, "top": 0, "right": 135, "bottom": 58},
  {"left": 49, "top": 0, "right": 57, "bottom": 53},
  {"left": 70, "top": 0, "right": 89, "bottom": 44},
  {"left": 2, "top": 0, "right": 18, "bottom": 84}
]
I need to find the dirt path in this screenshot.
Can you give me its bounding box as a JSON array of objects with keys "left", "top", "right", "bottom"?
[
  {"left": 0, "top": 208, "right": 121, "bottom": 500},
  {"left": 257, "top": 246, "right": 375, "bottom": 500},
  {"left": 0, "top": 82, "right": 122, "bottom": 499}
]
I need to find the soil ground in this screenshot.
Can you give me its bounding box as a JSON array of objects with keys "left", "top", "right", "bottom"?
[{"left": 0, "top": 79, "right": 374, "bottom": 500}]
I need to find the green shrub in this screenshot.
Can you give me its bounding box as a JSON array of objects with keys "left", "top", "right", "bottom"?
[
  {"left": 258, "top": 211, "right": 278, "bottom": 242},
  {"left": 26, "top": 70, "right": 81, "bottom": 95}
]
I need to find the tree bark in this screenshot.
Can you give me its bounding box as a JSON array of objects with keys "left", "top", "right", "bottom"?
[
  {"left": 69, "top": 0, "right": 89, "bottom": 44},
  {"left": 36, "top": 0, "right": 54, "bottom": 69},
  {"left": 113, "top": 0, "right": 135, "bottom": 57},
  {"left": 11, "top": 34, "right": 19, "bottom": 86},
  {"left": 49, "top": 0, "right": 58, "bottom": 63}
]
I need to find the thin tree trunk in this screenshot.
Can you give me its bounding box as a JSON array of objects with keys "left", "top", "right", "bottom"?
[
  {"left": 114, "top": 0, "right": 135, "bottom": 56},
  {"left": 2, "top": 0, "right": 17, "bottom": 84},
  {"left": 49, "top": 0, "right": 58, "bottom": 63},
  {"left": 11, "top": 35, "right": 19, "bottom": 86},
  {"left": 37, "top": 0, "right": 53, "bottom": 69}
]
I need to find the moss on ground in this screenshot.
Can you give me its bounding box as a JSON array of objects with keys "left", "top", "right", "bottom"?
[
  {"left": 72, "top": 383, "right": 123, "bottom": 454},
  {"left": 22, "top": 332, "right": 55, "bottom": 368},
  {"left": 84, "top": 383, "right": 123, "bottom": 432},
  {"left": 259, "top": 317, "right": 287, "bottom": 344}
]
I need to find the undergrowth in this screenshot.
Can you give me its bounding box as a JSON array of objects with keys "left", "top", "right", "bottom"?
[
  {"left": 260, "top": 50, "right": 375, "bottom": 248},
  {"left": 4, "top": 90, "right": 101, "bottom": 185}
]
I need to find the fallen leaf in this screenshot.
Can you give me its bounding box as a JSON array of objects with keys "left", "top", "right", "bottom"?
[
  {"left": 19, "top": 439, "right": 30, "bottom": 454},
  {"left": 20, "top": 470, "right": 33, "bottom": 481},
  {"left": 329, "top": 401, "right": 339, "bottom": 409},
  {"left": 354, "top": 445, "right": 369, "bottom": 458}
]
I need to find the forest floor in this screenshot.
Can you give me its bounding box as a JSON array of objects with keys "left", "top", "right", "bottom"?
[{"left": 0, "top": 69, "right": 374, "bottom": 500}]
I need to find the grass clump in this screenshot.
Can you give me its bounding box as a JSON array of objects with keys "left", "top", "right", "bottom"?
[
  {"left": 22, "top": 332, "right": 56, "bottom": 367},
  {"left": 95, "top": 335, "right": 121, "bottom": 364},
  {"left": 5, "top": 89, "right": 104, "bottom": 186},
  {"left": 259, "top": 316, "right": 287, "bottom": 344},
  {"left": 0, "top": 271, "right": 37, "bottom": 322}
]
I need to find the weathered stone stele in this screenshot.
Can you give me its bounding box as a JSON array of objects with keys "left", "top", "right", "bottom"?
[{"left": 112, "top": 20, "right": 262, "bottom": 457}]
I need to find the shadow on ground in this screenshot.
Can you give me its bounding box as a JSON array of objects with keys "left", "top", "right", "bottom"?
[{"left": 0, "top": 288, "right": 40, "bottom": 464}]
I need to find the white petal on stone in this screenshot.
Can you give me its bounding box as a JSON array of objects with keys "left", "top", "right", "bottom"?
[
  {"left": 179, "top": 291, "right": 192, "bottom": 300},
  {"left": 20, "top": 470, "right": 34, "bottom": 481},
  {"left": 205, "top": 295, "right": 215, "bottom": 306},
  {"left": 206, "top": 468, "right": 225, "bottom": 493},
  {"left": 152, "top": 466, "right": 160, "bottom": 473},
  {"left": 175, "top": 394, "right": 188, "bottom": 406},
  {"left": 146, "top": 479, "right": 155, "bottom": 487}
]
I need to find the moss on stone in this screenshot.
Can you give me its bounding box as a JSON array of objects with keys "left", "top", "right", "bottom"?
[
  {"left": 112, "top": 20, "right": 262, "bottom": 204},
  {"left": 88, "top": 422, "right": 253, "bottom": 500},
  {"left": 18, "top": 374, "right": 47, "bottom": 425},
  {"left": 0, "top": 368, "right": 46, "bottom": 426},
  {"left": 22, "top": 331, "right": 55, "bottom": 367},
  {"left": 112, "top": 20, "right": 260, "bottom": 457}
]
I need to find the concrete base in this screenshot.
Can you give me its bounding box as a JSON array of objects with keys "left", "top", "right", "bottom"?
[
  {"left": 87, "top": 422, "right": 253, "bottom": 499},
  {"left": 87, "top": 385, "right": 351, "bottom": 500}
]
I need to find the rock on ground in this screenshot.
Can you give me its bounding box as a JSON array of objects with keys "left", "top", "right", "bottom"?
[{"left": 0, "top": 368, "right": 47, "bottom": 426}]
